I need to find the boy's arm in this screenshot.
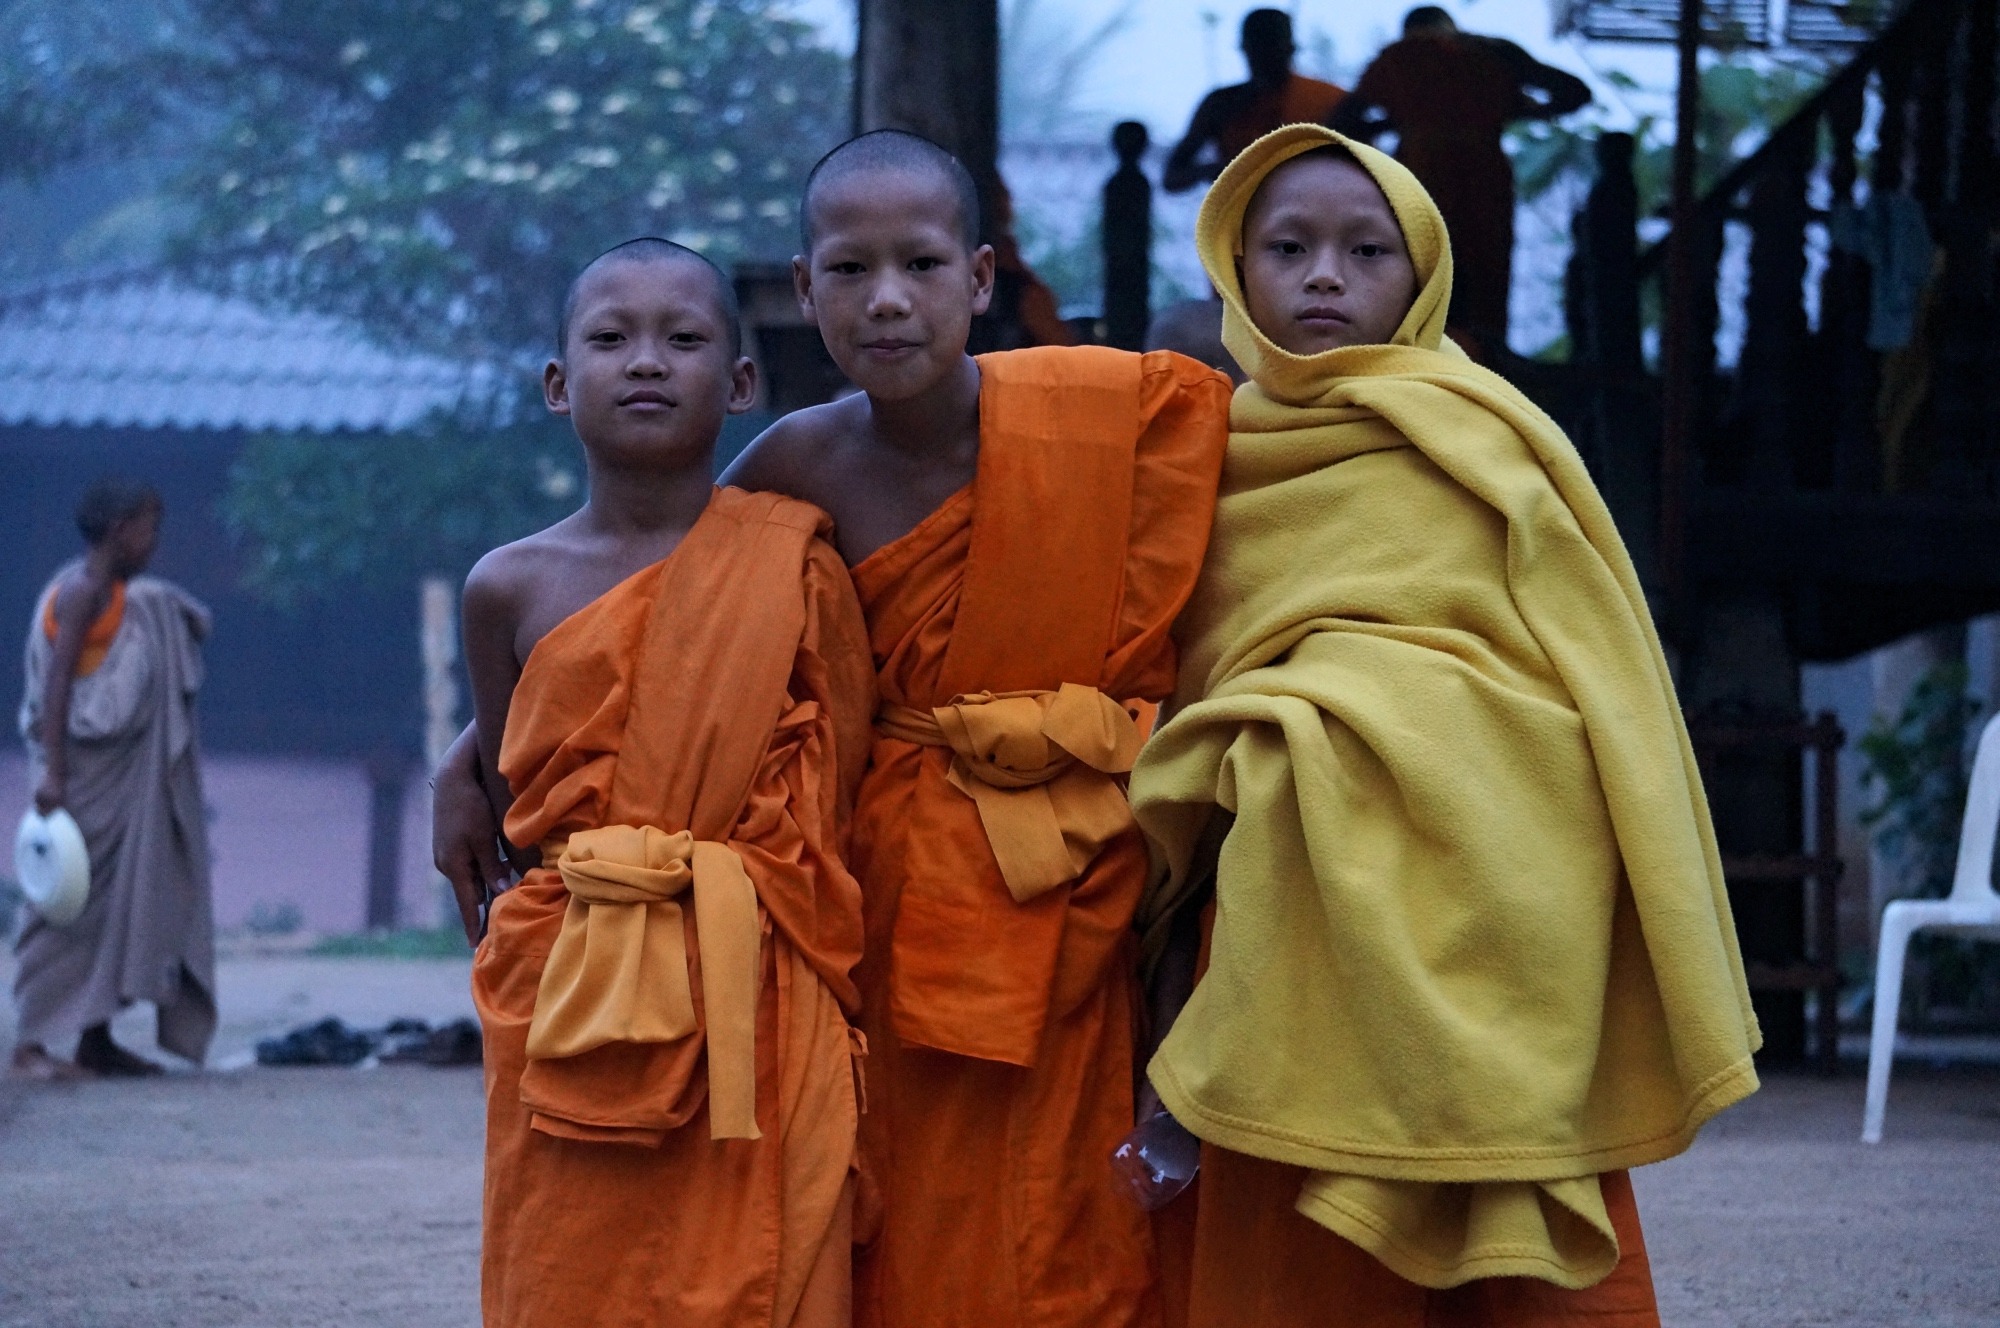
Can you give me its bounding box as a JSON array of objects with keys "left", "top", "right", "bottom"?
[
  {"left": 1138, "top": 810, "right": 1229, "bottom": 1121},
  {"left": 32, "top": 573, "right": 107, "bottom": 815},
  {"left": 718, "top": 414, "right": 820, "bottom": 504},
  {"left": 444, "top": 553, "right": 534, "bottom": 942},
  {"left": 432, "top": 721, "right": 508, "bottom": 944},
  {"left": 1162, "top": 90, "right": 1226, "bottom": 193}
]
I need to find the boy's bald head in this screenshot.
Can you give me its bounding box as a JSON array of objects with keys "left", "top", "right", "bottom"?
[
  {"left": 799, "top": 130, "right": 982, "bottom": 254},
  {"left": 557, "top": 237, "right": 741, "bottom": 357}
]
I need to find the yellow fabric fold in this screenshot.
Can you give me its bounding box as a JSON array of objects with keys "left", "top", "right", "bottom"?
[
  {"left": 526, "top": 824, "right": 764, "bottom": 1141},
  {"left": 1129, "top": 124, "right": 1761, "bottom": 1289},
  {"left": 877, "top": 683, "right": 1144, "bottom": 902},
  {"left": 1293, "top": 1173, "right": 1618, "bottom": 1291}
]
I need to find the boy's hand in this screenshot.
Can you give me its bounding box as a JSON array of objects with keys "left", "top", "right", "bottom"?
[
  {"left": 32, "top": 769, "right": 65, "bottom": 816},
  {"left": 432, "top": 728, "right": 508, "bottom": 946}
]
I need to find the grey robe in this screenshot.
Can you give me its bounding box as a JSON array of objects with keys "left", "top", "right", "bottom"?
[{"left": 15, "top": 567, "right": 217, "bottom": 1062}]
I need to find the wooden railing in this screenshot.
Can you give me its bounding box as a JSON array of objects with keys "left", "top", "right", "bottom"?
[{"left": 1581, "top": 0, "right": 2000, "bottom": 510}]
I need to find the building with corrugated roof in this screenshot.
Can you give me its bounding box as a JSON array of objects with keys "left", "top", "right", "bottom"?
[{"left": 1, "top": 266, "right": 495, "bottom": 934}]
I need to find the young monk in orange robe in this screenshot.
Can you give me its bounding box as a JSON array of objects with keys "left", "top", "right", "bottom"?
[
  {"left": 436, "top": 133, "right": 1230, "bottom": 1327},
  {"left": 459, "top": 238, "right": 874, "bottom": 1328},
  {"left": 724, "top": 131, "right": 1230, "bottom": 1328}
]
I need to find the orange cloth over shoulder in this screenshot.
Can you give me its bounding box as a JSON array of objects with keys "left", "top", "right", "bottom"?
[
  {"left": 1216, "top": 74, "right": 1347, "bottom": 164},
  {"left": 849, "top": 346, "right": 1230, "bottom": 1328},
  {"left": 43, "top": 579, "right": 125, "bottom": 677},
  {"left": 475, "top": 487, "right": 876, "bottom": 1328}
]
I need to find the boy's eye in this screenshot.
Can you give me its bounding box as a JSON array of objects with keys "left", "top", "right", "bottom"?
[
  {"left": 588, "top": 330, "right": 623, "bottom": 345},
  {"left": 909, "top": 256, "right": 944, "bottom": 272},
  {"left": 829, "top": 260, "right": 866, "bottom": 276},
  {"left": 1355, "top": 243, "right": 1389, "bottom": 258},
  {"left": 1272, "top": 240, "right": 1306, "bottom": 257}
]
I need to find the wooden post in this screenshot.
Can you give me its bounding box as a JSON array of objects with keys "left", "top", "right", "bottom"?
[
  {"left": 1568, "top": 131, "right": 1641, "bottom": 374},
  {"left": 853, "top": 0, "right": 1002, "bottom": 242},
  {"left": 852, "top": 0, "right": 1021, "bottom": 349},
  {"left": 1737, "top": 127, "right": 1812, "bottom": 490},
  {"left": 1102, "top": 121, "right": 1152, "bottom": 351},
  {"left": 1660, "top": 0, "right": 1704, "bottom": 636},
  {"left": 364, "top": 748, "right": 406, "bottom": 932}
]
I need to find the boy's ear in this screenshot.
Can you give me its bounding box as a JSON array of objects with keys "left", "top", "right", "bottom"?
[
  {"left": 970, "top": 243, "right": 996, "bottom": 318},
  {"left": 543, "top": 358, "right": 571, "bottom": 416},
  {"left": 726, "top": 356, "right": 759, "bottom": 415},
  {"left": 792, "top": 255, "right": 815, "bottom": 321}
]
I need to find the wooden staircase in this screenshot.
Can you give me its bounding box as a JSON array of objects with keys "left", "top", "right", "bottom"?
[{"left": 1558, "top": 0, "right": 2000, "bottom": 662}]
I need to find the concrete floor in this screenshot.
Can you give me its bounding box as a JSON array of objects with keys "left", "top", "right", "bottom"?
[{"left": 2, "top": 955, "right": 1998, "bottom": 1326}]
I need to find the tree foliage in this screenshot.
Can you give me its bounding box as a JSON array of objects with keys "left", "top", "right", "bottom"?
[
  {"left": 221, "top": 405, "right": 582, "bottom": 603},
  {"left": 6, "top": 0, "right": 848, "bottom": 603},
  {"left": 1859, "top": 660, "right": 2000, "bottom": 1018},
  {"left": 1861, "top": 660, "right": 1977, "bottom": 903},
  {"left": 6, "top": 0, "right": 848, "bottom": 362},
  {"left": 1509, "top": 54, "right": 1829, "bottom": 218}
]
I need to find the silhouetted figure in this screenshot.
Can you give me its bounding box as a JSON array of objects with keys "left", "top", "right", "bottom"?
[
  {"left": 1103, "top": 121, "right": 1153, "bottom": 351},
  {"left": 973, "top": 175, "right": 1080, "bottom": 352},
  {"left": 1566, "top": 132, "right": 1642, "bottom": 373},
  {"left": 1163, "top": 9, "right": 1347, "bottom": 193},
  {"left": 1333, "top": 6, "right": 1590, "bottom": 342}
]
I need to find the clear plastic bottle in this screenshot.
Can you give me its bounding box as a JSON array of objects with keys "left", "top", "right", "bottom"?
[{"left": 1110, "top": 1108, "right": 1202, "bottom": 1210}]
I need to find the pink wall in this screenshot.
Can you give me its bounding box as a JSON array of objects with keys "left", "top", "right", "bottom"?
[{"left": 3, "top": 747, "right": 442, "bottom": 936}]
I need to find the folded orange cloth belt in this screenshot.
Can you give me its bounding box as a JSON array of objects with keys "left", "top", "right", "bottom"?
[
  {"left": 527, "top": 825, "right": 764, "bottom": 1141},
  {"left": 876, "top": 683, "right": 1148, "bottom": 903}
]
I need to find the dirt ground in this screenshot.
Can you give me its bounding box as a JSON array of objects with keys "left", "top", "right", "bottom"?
[{"left": 2, "top": 955, "right": 1998, "bottom": 1327}]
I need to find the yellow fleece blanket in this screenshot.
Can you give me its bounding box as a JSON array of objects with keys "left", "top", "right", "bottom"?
[{"left": 1128, "top": 125, "right": 1761, "bottom": 1291}]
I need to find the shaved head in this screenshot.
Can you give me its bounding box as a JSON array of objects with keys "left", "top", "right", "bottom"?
[
  {"left": 1403, "top": 5, "right": 1457, "bottom": 33},
  {"left": 799, "top": 130, "right": 982, "bottom": 254},
  {"left": 557, "top": 237, "right": 741, "bottom": 356}
]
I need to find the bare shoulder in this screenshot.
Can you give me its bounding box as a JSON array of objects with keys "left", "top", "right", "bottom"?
[
  {"left": 49, "top": 565, "right": 110, "bottom": 628},
  {"left": 462, "top": 517, "right": 587, "bottom": 633},
  {"left": 721, "top": 398, "right": 865, "bottom": 512}
]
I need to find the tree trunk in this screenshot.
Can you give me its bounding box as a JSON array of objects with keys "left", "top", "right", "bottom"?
[
  {"left": 853, "top": 0, "right": 1002, "bottom": 241},
  {"left": 419, "top": 574, "right": 461, "bottom": 930}
]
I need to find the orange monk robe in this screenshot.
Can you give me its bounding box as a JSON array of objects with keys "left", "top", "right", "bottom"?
[
  {"left": 1347, "top": 36, "right": 1527, "bottom": 338},
  {"left": 474, "top": 487, "right": 876, "bottom": 1328},
  {"left": 1152, "top": 914, "right": 1663, "bottom": 1328},
  {"left": 1214, "top": 74, "right": 1347, "bottom": 166},
  {"left": 848, "top": 346, "right": 1230, "bottom": 1328}
]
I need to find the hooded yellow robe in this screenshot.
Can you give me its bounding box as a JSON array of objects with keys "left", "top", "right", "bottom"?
[{"left": 1127, "top": 125, "right": 1761, "bottom": 1305}]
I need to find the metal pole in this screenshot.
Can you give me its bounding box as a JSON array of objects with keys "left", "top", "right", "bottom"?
[{"left": 1661, "top": 0, "right": 1704, "bottom": 634}]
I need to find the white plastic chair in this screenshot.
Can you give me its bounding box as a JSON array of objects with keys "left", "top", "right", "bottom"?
[{"left": 1861, "top": 711, "right": 2000, "bottom": 1143}]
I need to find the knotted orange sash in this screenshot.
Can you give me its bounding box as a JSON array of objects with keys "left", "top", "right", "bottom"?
[
  {"left": 527, "top": 825, "right": 764, "bottom": 1141},
  {"left": 877, "top": 684, "right": 1150, "bottom": 903}
]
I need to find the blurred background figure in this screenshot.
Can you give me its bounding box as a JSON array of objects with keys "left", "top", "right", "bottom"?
[
  {"left": 1162, "top": 8, "right": 1348, "bottom": 193},
  {"left": 1333, "top": 5, "right": 1590, "bottom": 345},
  {"left": 13, "top": 480, "right": 216, "bottom": 1080}
]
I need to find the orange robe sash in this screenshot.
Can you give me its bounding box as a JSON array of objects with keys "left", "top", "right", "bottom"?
[
  {"left": 877, "top": 685, "right": 1149, "bottom": 903},
  {"left": 527, "top": 826, "right": 764, "bottom": 1140}
]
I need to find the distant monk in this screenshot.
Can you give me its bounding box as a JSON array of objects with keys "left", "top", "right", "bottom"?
[
  {"left": 1163, "top": 8, "right": 1347, "bottom": 194},
  {"left": 13, "top": 479, "right": 216, "bottom": 1080},
  {"left": 1333, "top": 5, "right": 1590, "bottom": 341}
]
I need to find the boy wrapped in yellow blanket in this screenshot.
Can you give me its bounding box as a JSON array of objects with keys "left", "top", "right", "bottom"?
[{"left": 1127, "top": 124, "right": 1761, "bottom": 1325}]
